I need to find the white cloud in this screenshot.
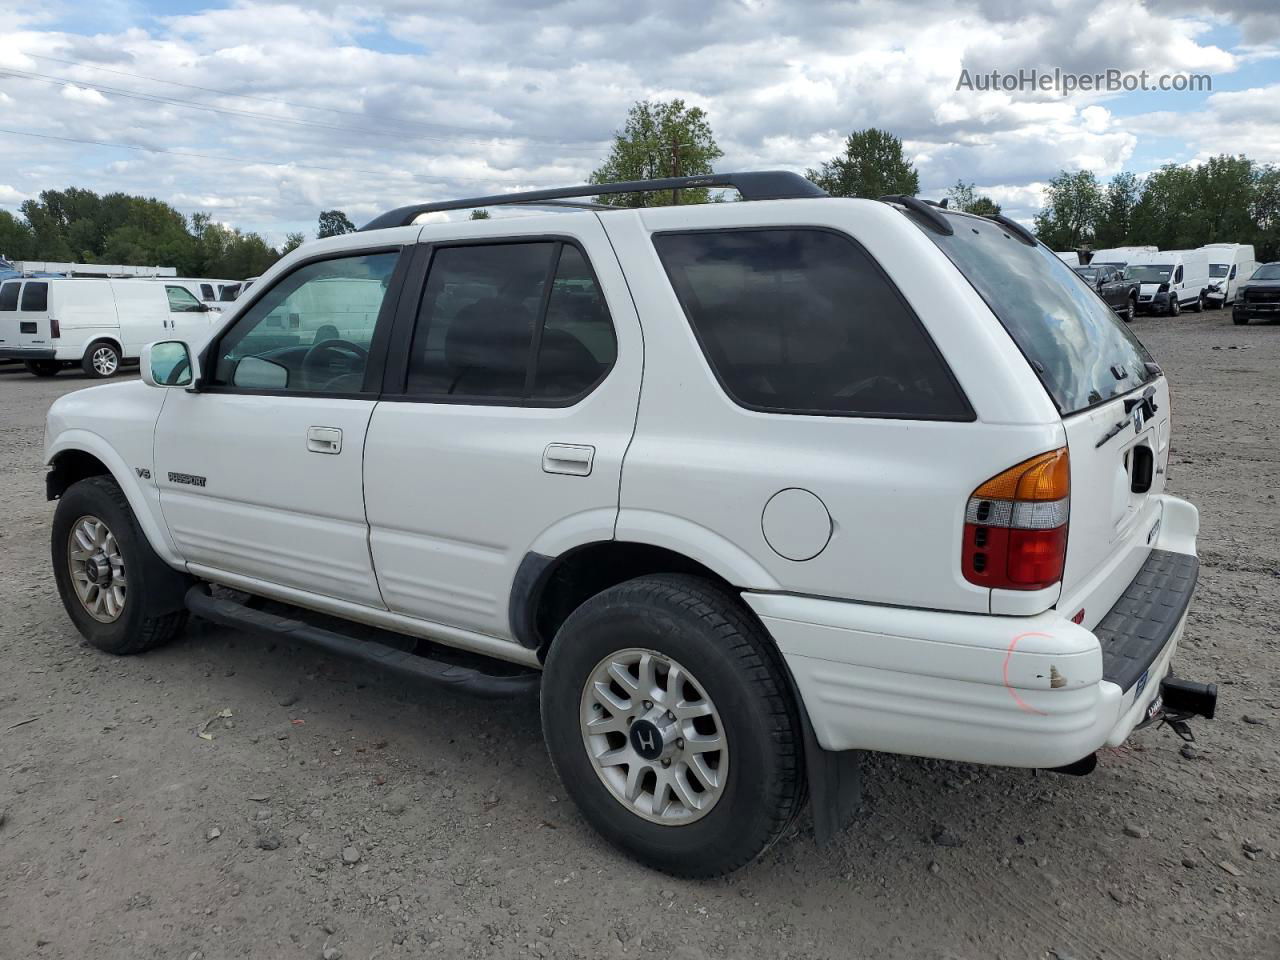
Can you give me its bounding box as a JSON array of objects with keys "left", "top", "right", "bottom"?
[{"left": 0, "top": 0, "right": 1274, "bottom": 233}]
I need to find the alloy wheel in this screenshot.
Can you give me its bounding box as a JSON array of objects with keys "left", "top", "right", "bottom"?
[
  {"left": 67, "top": 515, "right": 127, "bottom": 623},
  {"left": 92, "top": 346, "right": 119, "bottom": 377},
  {"left": 580, "top": 648, "right": 728, "bottom": 824}
]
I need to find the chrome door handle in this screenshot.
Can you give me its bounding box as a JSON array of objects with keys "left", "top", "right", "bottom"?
[
  {"left": 306, "top": 426, "right": 343, "bottom": 455},
  {"left": 543, "top": 443, "right": 594, "bottom": 476}
]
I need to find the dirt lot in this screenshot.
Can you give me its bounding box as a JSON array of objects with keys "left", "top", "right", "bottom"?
[{"left": 1, "top": 308, "right": 1276, "bottom": 960}]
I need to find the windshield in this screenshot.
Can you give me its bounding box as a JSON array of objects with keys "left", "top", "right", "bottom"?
[
  {"left": 1252, "top": 264, "right": 1280, "bottom": 280},
  {"left": 1209, "top": 264, "right": 1229, "bottom": 278},
  {"left": 1126, "top": 264, "right": 1172, "bottom": 283},
  {"left": 920, "top": 212, "right": 1154, "bottom": 416}
]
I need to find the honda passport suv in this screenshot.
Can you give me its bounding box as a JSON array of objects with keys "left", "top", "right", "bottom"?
[{"left": 44, "top": 172, "right": 1215, "bottom": 877}]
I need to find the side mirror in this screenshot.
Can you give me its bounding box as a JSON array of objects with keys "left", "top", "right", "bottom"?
[{"left": 141, "top": 340, "right": 198, "bottom": 388}]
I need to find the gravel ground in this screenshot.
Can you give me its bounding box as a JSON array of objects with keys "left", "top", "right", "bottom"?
[{"left": 1, "top": 308, "right": 1276, "bottom": 960}]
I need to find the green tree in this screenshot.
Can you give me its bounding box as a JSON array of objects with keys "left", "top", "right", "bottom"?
[
  {"left": 590, "top": 99, "right": 723, "bottom": 206},
  {"left": 318, "top": 209, "right": 356, "bottom": 238},
  {"left": 280, "top": 232, "right": 306, "bottom": 255},
  {"left": 1253, "top": 164, "right": 1280, "bottom": 262},
  {"left": 946, "top": 180, "right": 1002, "bottom": 216},
  {"left": 0, "top": 210, "right": 35, "bottom": 259},
  {"left": 806, "top": 128, "right": 919, "bottom": 199},
  {"left": 1095, "top": 172, "right": 1140, "bottom": 248},
  {"left": 1033, "top": 170, "right": 1104, "bottom": 249},
  {"left": 1128, "top": 164, "right": 1199, "bottom": 250}
]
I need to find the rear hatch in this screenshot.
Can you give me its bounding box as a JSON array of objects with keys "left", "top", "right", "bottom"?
[
  {"left": 15, "top": 280, "right": 53, "bottom": 350},
  {"left": 920, "top": 213, "right": 1168, "bottom": 616},
  {"left": 0, "top": 280, "right": 20, "bottom": 349}
]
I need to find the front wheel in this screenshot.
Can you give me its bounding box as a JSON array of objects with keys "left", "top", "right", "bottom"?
[
  {"left": 1233, "top": 314, "right": 1249, "bottom": 326},
  {"left": 1124, "top": 296, "right": 1136, "bottom": 322},
  {"left": 82, "top": 341, "right": 121, "bottom": 378},
  {"left": 25, "top": 359, "right": 61, "bottom": 377},
  {"left": 541, "top": 575, "right": 805, "bottom": 877},
  {"left": 1169, "top": 295, "right": 1181, "bottom": 317},
  {"left": 52, "top": 476, "right": 190, "bottom": 655}
]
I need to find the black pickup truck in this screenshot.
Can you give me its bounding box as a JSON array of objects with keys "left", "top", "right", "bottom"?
[
  {"left": 1074, "top": 263, "right": 1141, "bottom": 321},
  {"left": 1232, "top": 262, "right": 1280, "bottom": 325}
]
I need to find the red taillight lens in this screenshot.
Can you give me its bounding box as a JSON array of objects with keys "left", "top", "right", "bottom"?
[
  {"left": 962, "top": 449, "right": 1069, "bottom": 591},
  {"left": 50, "top": 316, "right": 60, "bottom": 339}
]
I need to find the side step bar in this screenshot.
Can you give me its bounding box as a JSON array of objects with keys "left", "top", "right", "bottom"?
[{"left": 185, "top": 587, "right": 540, "bottom": 699}]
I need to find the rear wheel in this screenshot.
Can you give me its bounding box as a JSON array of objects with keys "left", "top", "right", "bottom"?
[
  {"left": 52, "top": 476, "right": 189, "bottom": 655},
  {"left": 25, "top": 359, "right": 60, "bottom": 377},
  {"left": 82, "top": 341, "right": 121, "bottom": 378},
  {"left": 541, "top": 574, "right": 805, "bottom": 877},
  {"left": 1192, "top": 293, "right": 1205, "bottom": 313}
]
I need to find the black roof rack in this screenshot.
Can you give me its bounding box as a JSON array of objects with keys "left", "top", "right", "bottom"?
[
  {"left": 878, "top": 194, "right": 954, "bottom": 235},
  {"left": 984, "top": 213, "right": 1038, "bottom": 246},
  {"left": 360, "top": 170, "right": 827, "bottom": 231}
]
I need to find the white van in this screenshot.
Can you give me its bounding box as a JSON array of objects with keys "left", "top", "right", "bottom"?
[
  {"left": 1055, "top": 251, "right": 1080, "bottom": 266},
  {"left": 1200, "top": 244, "right": 1257, "bottom": 307},
  {"left": 0, "top": 277, "right": 219, "bottom": 378},
  {"left": 1126, "top": 249, "right": 1211, "bottom": 315}
]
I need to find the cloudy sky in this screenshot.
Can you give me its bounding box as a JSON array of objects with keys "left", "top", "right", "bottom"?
[{"left": 0, "top": 0, "right": 1277, "bottom": 246}]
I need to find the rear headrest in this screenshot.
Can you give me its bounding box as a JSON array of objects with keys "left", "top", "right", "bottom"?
[{"left": 444, "top": 297, "right": 536, "bottom": 372}]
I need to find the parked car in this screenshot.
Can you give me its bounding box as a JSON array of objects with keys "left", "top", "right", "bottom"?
[
  {"left": 1073, "top": 263, "right": 1141, "bottom": 320},
  {"left": 0, "top": 277, "right": 220, "bottom": 377},
  {"left": 1231, "top": 261, "right": 1280, "bottom": 325},
  {"left": 1200, "top": 243, "right": 1257, "bottom": 308},
  {"left": 1126, "top": 249, "right": 1211, "bottom": 315},
  {"left": 42, "top": 172, "right": 1212, "bottom": 877}
]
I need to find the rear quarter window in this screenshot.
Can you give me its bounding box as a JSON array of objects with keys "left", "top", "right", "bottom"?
[
  {"left": 20, "top": 282, "right": 48, "bottom": 312},
  {"left": 653, "top": 228, "right": 972, "bottom": 420},
  {"left": 922, "top": 217, "right": 1154, "bottom": 415},
  {"left": 0, "top": 282, "right": 19, "bottom": 311}
]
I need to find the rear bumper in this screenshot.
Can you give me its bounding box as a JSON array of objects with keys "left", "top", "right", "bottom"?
[
  {"left": 0, "top": 347, "right": 57, "bottom": 360},
  {"left": 746, "top": 495, "right": 1200, "bottom": 769}
]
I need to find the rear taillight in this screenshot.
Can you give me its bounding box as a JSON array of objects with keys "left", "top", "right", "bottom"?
[
  {"left": 50, "top": 316, "right": 60, "bottom": 339},
  {"left": 962, "top": 449, "right": 1069, "bottom": 590}
]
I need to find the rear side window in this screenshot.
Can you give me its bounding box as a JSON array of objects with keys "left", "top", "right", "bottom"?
[
  {"left": 653, "top": 229, "right": 971, "bottom": 419},
  {"left": 20, "top": 282, "right": 48, "bottom": 312},
  {"left": 404, "top": 241, "right": 616, "bottom": 403},
  {"left": 0, "top": 282, "right": 18, "bottom": 311},
  {"left": 922, "top": 217, "right": 1154, "bottom": 415}
]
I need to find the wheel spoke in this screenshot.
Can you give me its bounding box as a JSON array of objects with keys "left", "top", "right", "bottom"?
[
  {"left": 688, "top": 753, "right": 721, "bottom": 791},
  {"left": 596, "top": 746, "right": 631, "bottom": 768},
  {"left": 669, "top": 764, "right": 702, "bottom": 811},
  {"left": 584, "top": 712, "right": 628, "bottom": 735},
  {"left": 606, "top": 661, "right": 640, "bottom": 697},
  {"left": 591, "top": 680, "right": 631, "bottom": 716},
  {"left": 683, "top": 732, "right": 724, "bottom": 755},
  {"left": 623, "top": 762, "right": 646, "bottom": 802},
  {"left": 672, "top": 697, "right": 713, "bottom": 720}
]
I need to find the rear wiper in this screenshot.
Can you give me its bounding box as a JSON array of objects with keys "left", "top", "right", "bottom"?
[{"left": 1096, "top": 386, "right": 1158, "bottom": 448}]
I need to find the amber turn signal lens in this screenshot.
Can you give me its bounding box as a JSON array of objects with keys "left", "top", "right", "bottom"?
[{"left": 972, "top": 448, "right": 1069, "bottom": 502}]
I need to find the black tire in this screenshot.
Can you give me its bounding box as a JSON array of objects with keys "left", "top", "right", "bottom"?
[
  {"left": 541, "top": 574, "right": 804, "bottom": 877},
  {"left": 82, "top": 340, "right": 122, "bottom": 378},
  {"left": 25, "top": 359, "right": 60, "bottom": 377},
  {"left": 1124, "top": 296, "right": 1136, "bottom": 322},
  {"left": 1169, "top": 295, "right": 1180, "bottom": 317},
  {"left": 1232, "top": 314, "right": 1249, "bottom": 326},
  {"left": 1192, "top": 293, "right": 1205, "bottom": 313},
  {"left": 52, "top": 476, "right": 190, "bottom": 655}
]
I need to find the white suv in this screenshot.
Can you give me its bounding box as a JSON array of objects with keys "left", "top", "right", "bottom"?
[{"left": 43, "top": 172, "right": 1215, "bottom": 876}]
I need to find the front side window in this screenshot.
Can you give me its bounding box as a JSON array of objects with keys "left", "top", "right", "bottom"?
[
  {"left": 0, "top": 282, "right": 19, "bottom": 311},
  {"left": 654, "top": 229, "right": 970, "bottom": 419},
  {"left": 213, "top": 251, "right": 399, "bottom": 393},
  {"left": 1173, "top": 265, "right": 1184, "bottom": 284},
  {"left": 166, "top": 286, "right": 206, "bottom": 312},
  {"left": 20, "top": 282, "right": 48, "bottom": 312},
  {"left": 404, "top": 241, "right": 616, "bottom": 402},
  {"left": 200, "top": 284, "right": 216, "bottom": 300}
]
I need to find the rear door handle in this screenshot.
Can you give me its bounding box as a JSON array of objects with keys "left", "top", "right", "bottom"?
[
  {"left": 307, "top": 426, "right": 343, "bottom": 455},
  {"left": 543, "top": 443, "right": 594, "bottom": 477}
]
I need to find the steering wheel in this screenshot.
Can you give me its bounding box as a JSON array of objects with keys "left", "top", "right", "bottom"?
[{"left": 301, "top": 338, "right": 368, "bottom": 390}]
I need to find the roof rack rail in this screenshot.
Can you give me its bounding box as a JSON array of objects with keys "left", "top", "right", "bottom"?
[
  {"left": 360, "top": 170, "right": 827, "bottom": 231},
  {"left": 878, "top": 194, "right": 954, "bottom": 235},
  {"left": 984, "top": 213, "right": 1038, "bottom": 246}
]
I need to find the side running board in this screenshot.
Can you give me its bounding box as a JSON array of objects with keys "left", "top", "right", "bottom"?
[{"left": 185, "top": 587, "right": 539, "bottom": 699}]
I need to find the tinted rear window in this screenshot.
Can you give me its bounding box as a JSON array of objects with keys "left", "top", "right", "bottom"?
[
  {"left": 653, "top": 228, "right": 972, "bottom": 420},
  {"left": 20, "top": 282, "right": 48, "bottom": 312},
  {"left": 923, "top": 217, "right": 1154, "bottom": 415},
  {"left": 0, "top": 282, "right": 18, "bottom": 311}
]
